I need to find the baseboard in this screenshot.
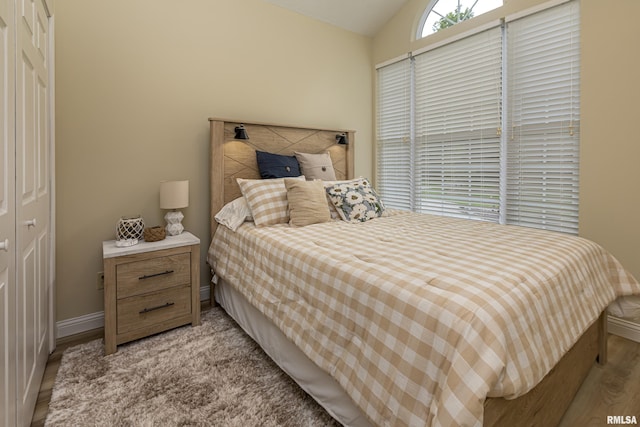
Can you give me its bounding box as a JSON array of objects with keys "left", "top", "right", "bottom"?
[
  {"left": 57, "top": 310, "right": 105, "bottom": 338},
  {"left": 200, "top": 284, "right": 211, "bottom": 304},
  {"left": 607, "top": 315, "right": 640, "bottom": 343},
  {"left": 56, "top": 285, "right": 212, "bottom": 339}
]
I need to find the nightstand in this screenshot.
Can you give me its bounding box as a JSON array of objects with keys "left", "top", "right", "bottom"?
[{"left": 102, "top": 231, "right": 201, "bottom": 355}]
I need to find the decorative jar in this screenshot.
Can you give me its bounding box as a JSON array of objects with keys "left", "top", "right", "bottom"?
[{"left": 116, "top": 215, "right": 145, "bottom": 244}]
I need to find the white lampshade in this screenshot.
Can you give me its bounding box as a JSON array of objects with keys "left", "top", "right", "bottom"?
[{"left": 160, "top": 180, "right": 189, "bottom": 209}]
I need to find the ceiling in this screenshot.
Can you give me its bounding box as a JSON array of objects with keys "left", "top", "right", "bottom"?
[{"left": 263, "top": 0, "right": 409, "bottom": 37}]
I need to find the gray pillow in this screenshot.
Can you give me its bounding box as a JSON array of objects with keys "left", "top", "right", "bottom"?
[{"left": 294, "top": 151, "right": 337, "bottom": 181}]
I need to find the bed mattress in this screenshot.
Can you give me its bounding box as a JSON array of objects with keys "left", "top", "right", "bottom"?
[{"left": 208, "top": 209, "right": 640, "bottom": 426}]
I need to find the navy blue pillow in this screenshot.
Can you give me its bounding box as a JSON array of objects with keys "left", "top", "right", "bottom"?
[{"left": 256, "top": 151, "right": 301, "bottom": 179}]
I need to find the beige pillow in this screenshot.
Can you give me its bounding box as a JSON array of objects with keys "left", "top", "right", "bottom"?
[
  {"left": 294, "top": 151, "right": 337, "bottom": 181},
  {"left": 237, "top": 176, "right": 305, "bottom": 227},
  {"left": 285, "top": 179, "right": 331, "bottom": 227}
]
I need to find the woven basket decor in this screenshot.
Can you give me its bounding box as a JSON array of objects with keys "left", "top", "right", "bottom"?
[
  {"left": 116, "top": 216, "right": 145, "bottom": 241},
  {"left": 144, "top": 226, "right": 166, "bottom": 242}
]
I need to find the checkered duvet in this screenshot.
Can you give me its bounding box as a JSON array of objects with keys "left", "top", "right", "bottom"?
[{"left": 208, "top": 210, "right": 639, "bottom": 427}]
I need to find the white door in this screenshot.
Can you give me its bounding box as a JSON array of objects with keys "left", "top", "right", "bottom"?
[
  {"left": 0, "top": 0, "right": 17, "bottom": 425},
  {"left": 15, "top": 0, "right": 50, "bottom": 424}
]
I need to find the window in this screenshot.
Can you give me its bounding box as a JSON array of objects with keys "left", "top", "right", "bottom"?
[
  {"left": 504, "top": 5, "right": 580, "bottom": 233},
  {"left": 378, "top": 1, "right": 580, "bottom": 234},
  {"left": 414, "top": 27, "right": 502, "bottom": 221},
  {"left": 418, "top": 0, "right": 503, "bottom": 39},
  {"left": 376, "top": 59, "right": 413, "bottom": 211}
]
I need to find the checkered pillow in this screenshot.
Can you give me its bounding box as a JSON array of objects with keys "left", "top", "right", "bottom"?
[{"left": 237, "top": 176, "right": 305, "bottom": 227}]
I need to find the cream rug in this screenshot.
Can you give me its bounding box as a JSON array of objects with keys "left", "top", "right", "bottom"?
[{"left": 45, "top": 307, "right": 341, "bottom": 426}]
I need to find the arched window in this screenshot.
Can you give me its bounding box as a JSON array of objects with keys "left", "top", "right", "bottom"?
[{"left": 417, "top": 0, "right": 503, "bottom": 39}]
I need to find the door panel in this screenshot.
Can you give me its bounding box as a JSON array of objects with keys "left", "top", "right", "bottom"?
[
  {"left": 18, "top": 241, "right": 36, "bottom": 408},
  {"left": 38, "top": 228, "right": 47, "bottom": 351},
  {"left": 0, "top": 0, "right": 16, "bottom": 425},
  {"left": 16, "top": 0, "right": 49, "bottom": 424}
]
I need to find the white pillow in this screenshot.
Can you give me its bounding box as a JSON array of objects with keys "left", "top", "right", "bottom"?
[
  {"left": 214, "top": 197, "right": 253, "bottom": 231},
  {"left": 237, "top": 176, "right": 305, "bottom": 227}
]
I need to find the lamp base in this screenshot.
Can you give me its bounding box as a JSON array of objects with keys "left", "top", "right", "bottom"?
[{"left": 164, "top": 210, "right": 184, "bottom": 236}]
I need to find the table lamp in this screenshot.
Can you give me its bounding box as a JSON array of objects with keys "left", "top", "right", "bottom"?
[{"left": 160, "top": 180, "right": 189, "bottom": 235}]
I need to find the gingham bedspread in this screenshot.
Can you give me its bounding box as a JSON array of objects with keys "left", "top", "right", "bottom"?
[{"left": 207, "top": 210, "right": 640, "bottom": 427}]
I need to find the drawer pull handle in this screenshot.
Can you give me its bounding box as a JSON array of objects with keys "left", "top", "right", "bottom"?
[
  {"left": 138, "top": 270, "right": 174, "bottom": 280},
  {"left": 139, "top": 302, "right": 175, "bottom": 314}
]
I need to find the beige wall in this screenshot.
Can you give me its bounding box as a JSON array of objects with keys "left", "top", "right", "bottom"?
[
  {"left": 55, "top": 0, "right": 373, "bottom": 321},
  {"left": 580, "top": 1, "right": 640, "bottom": 282},
  {"left": 373, "top": 0, "right": 640, "bottom": 282}
]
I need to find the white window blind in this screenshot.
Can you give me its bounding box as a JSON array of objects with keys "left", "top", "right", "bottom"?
[
  {"left": 376, "top": 58, "right": 413, "bottom": 210},
  {"left": 505, "top": 1, "right": 580, "bottom": 234},
  {"left": 376, "top": 0, "right": 579, "bottom": 233},
  {"left": 414, "top": 27, "right": 502, "bottom": 221}
]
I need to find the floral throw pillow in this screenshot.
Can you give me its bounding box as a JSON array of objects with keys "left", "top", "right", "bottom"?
[{"left": 325, "top": 178, "right": 385, "bottom": 223}]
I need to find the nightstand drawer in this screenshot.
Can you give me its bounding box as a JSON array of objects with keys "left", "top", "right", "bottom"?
[
  {"left": 116, "top": 253, "right": 191, "bottom": 299},
  {"left": 117, "top": 286, "right": 191, "bottom": 335}
]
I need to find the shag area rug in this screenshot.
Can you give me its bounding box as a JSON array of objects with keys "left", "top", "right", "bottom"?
[{"left": 46, "top": 307, "right": 341, "bottom": 426}]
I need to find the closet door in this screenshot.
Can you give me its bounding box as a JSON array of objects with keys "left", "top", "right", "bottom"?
[
  {"left": 15, "top": 0, "right": 50, "bottom": 424},
  {"left": 0, "top": 0, "right": 16, "bottom": 425}
]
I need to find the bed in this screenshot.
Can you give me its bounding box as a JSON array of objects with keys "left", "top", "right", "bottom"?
[{"left": 206, "top": 118, "right": 640, "bottom": 427}]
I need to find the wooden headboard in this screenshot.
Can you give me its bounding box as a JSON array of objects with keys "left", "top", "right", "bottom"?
[{"left": 209, "top": 118, "right": 355, "bottom": 238}]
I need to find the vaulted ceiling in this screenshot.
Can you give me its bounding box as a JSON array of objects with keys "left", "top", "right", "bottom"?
[{"left": 263, "top": 0, "right": 409, "bottom": 36}]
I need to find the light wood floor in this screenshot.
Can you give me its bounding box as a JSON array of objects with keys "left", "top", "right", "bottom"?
[
  {"left": 559, "top": 333, "right": 640, "bottom": 426},
  {"left": 30, "top": 327, "right": 104, "bottom": 427},
  {"left": 30, "top": 326, "right": 640, "bottom": 427}
]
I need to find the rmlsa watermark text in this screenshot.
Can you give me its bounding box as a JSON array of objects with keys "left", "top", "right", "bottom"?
[{"left": 607, "top": 415, "right": 638, "bottom": 425}]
